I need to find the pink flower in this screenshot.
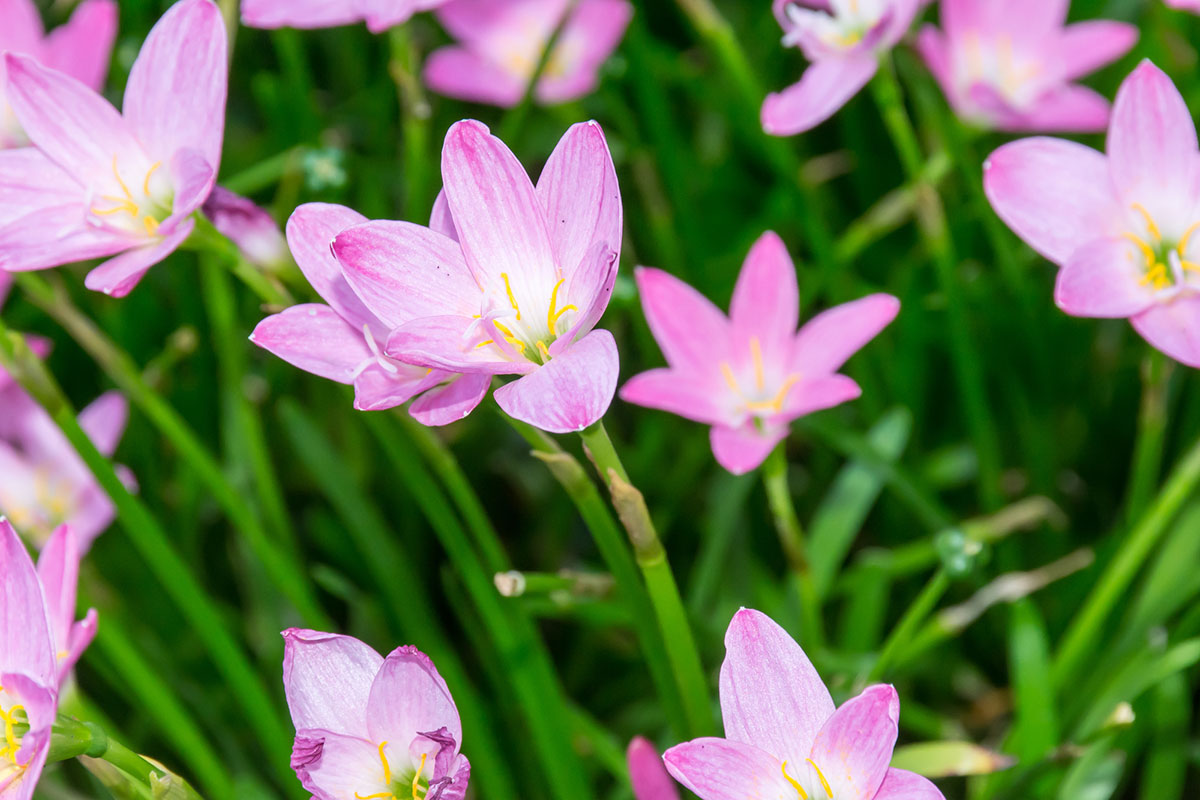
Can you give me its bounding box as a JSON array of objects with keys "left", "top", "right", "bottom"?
[
  {"left": 424, "top": 0, "right": 632, "bottom": 107},
  {"left": 282, "top": 629, "right": 470, "bottom": 800},
  {"left": 763, "top": 0, "right": 922, "bottom": 136},
  {"left": 0, "top": 0, "right": 227, "bottom": 297},
  {"left": 1165, "top": 0, "right": 1200, "bottom": 13},
  {"left": 628, "top": 738, "right": 679, "bottom": 800},
  {"left": 0, "top": 520, "right": 97, "bottom": 800},
  {"left": 0, "top": 0, "right": 117, "bottom": 147},
  {"left": 336, "top": 119, "right": 623, "bottom": 433},
  {"left": 251, "top": 203, "right": 491, "bottom": 423},
  {"left": 916, "top": 0, "right": 1136, "bottom": 133},
  {"left": 664, "top": 609, "right": 944, "bottom": 800},
  {"left": 984, "top": 61, "right": 1200, "bottom": 368},
  {"left": 242, "top": 0, "right": 446, "bottom": 32},
  {"left": 201, "top": 187, "right": 289, "bottom": 269},
  {"left": 620, "top": 232, "right": 898, "bottom": 475}
]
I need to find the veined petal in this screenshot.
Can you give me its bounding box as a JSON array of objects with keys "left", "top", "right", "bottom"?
[
  {"left": 366, "top": 645, "right": 461, "bottom": 754},
  {"left": 620, "top": 368, "right": 731, "bottom": 427},
  {"left": 710, "top": 422, "right": 788, "bottom": 475},
  {"left": 0, "top": 520, "right": 55, "bottom": 683},
  {"left": 1131, "top": 295, "right": 1200, "bottom": 368},
  {"left": 719, "top": 608, "right": 834, "bottom": 758},
  {"left": 551, "top": 242, "right": 618, "bottom": 356},
  {"left": 493, "top": 329, "right": 618, "bottom": 433},
  {"left": 0, "top": 204, "right": 133, "bottom": 273},
  {"left": 166, "top": 148, "right": 217, "bottom": 222},
  {"left": 627, "top": 737, "right": 679, "bottom": 800},
  {"left": 286, "top": 203, "right": 378, "bottom": 331},
  {"left": 0, "top": 148, "right": 80, "bottom": 227},
  {"left": 791, "top": 294, "right": 899, "bottom": 375},
  {"left": 1108, "top": 60, "right": 1198, "bottom": 205},
  {"left": 1056, "top": 22, "right": 1138, "bottom": 83},
  {"left": 35, "top": 526, "right": 85, "bottom": 674},
  {"left": 634, "top": 267, "right": 730, "bottom": 373},
  {"left": 873, "top": 768, "right": 945, "bottom": 800},
  {"left": 427, "top": 753, "right": 471, "bottom": 800},
  {"left": 42, "top": 0, "right": 119, "bottom": 91},
  {"left": 386, "top": 316, "right": 535, "bottom": 375},
  {"left": 808, "top": 685, "right": 899, "bottom": 800},
  {"left": 730, "top": 231, "right": 799, "bottom": 372},
  {"left": 422, "top": 47, "right": 527, "bottom": 108},
  {"left": 409, "top": 373, "right": 491, "bottom": 427},
  {"left": 291, "top": 729, "right": 389, "bottom": 800},
  {"left": 762, "top": 57, "right": 878, "bottom": 137},
  {"left": 250, "top": 304, "right": 373, "bottom": 385},
  {"left": 1054, "top": 237, "right": 1156, "bottom": 318},
  {"left": 429, "top": 190, "right": 460, "bottom": 242},
  {"left": 663, "top": 738, "right": 793, "bottom": 800},
  {"left": 84, "top": 217, "right": 193, "bottom": 297},
  {"left": 124, "top": 0, "right": 227, "bottom": 169},
  {"left": 282, "top": 628, "right": 382, "bottom": 735},
  {"left": 352, "top": 364, "right": 442, "bottom": 412}
]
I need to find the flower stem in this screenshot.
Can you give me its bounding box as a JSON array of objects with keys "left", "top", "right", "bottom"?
[
  {"left": 496, "top": 0, "right": 576, "bottom": 143},
  {"left": 387, "top": 24, "right": 433, "bottom": 221},
  {"left": 578, "top": 421, "right": 715, "bottom": 738},
  {"left": 1125, "top": 350, "right": 1172, "bottom": 523},
  {"left": 762, "top": 444, "right": 826, "bottom": 651}
]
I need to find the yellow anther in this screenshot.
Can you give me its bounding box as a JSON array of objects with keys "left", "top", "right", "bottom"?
[
  {"left": 781, "top": 761, "right": 809, "bottom": 800},
  {"left": 379, "top": 741, "right": 392, "bottom": 786},
  {"left": 719, "top": 362, "right": 740, "bottom": 395},
  {"left": 1140, "top": 263, "right": 1168, "bottom": 287},
  {"left": 501, "top": 273, "right": 521, "bottom": 320},
  {"left": 1182, "top": 260, "right": 1200, "bottom": 273},
  {"left": 354, "top": 741, "right": 397, "bottom": 800},
  {"left": 536, "top": 340, "right": 551, "bottom": 360},
  {"left": 142, "top": 161, "right": 162, "bottom": 197},
  {"left": 411, "top": 752, "right": 427, "bottom": 800},
  {"left": 474, "top": 339, "right": 495, "bottom": 349},
  {"left": 1, "top": 703, "right": 25, "bottom": 761},
  {"left": 1131, "top": 204, "right": 1162, "bottom": 242},
  {"left": 806, "top": 758, "right": 833, "bottom": 799},
  {"left": 744, "top": 374, "right": 800, "bottom": 415},
  {"left": 91, "top": 198, "right": 138, "bottom": 217},
  {"left": 1121, "top": 233, "right": 1158, "bottom": 269},
  {"left": 547, "top": 278, "right": 577, "bottom": 333},
  {"left": 143, "top": 216, "right": 160, "bottom": 236},
  {"left": 750, "top": 336, "right": 765, "bottom": 391},
  {"left": 1178, "top": 221, "right": 1200, "bottom": 259},
  {"left": 111, "top": 155, "right": 135, "bottom": 204},
  {"left": 492, "top": 320, "right": 526, "bottom": 354}
]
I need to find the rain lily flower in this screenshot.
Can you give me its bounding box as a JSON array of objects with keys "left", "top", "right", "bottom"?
[
  {"left": 241, "top": 0, "right": 446, "bottom": 32},
  {"left": 664, "top": 609, "right": 944, "bottom": 800},
  {"left": 620, "top": 232, "right": 899, "bottom": 474},
  {"left": 0, "top": 520, "right": 97, "bottom": 799},
  {"left": 424, "top": 0, "right": 633, "bottom": 107},
  {"left": 763, "top": 0, "right": 922, "bottom": 135},
  {"left": 628, "top": 738, "right": 678, "bottom": 800},
  {"left": 0, "top": 0, "right": 117, "bottom": 147},
  {"left": 250, "top": 203, "right": 491, "bottom": 423},
  {"left": 201, "top": 187, "right": 289, "bottom": 270},
  {"left": 336, "top": 119, "right": 623, "bottom": 433},
  {"left": 0, "top": 0, "right": 227, "bottom": 297},
  {"left": 984, "top": 61, "right": 1200, "bottom": 367},
  {"left": 0, "top": 388, "right": 132, "bottom": 551},
  {"left": 916, "top": 0, "right": 1136, "bottom": 133},
  {"left": 282, "top": 629, "right": 470, "bottom": 800}
]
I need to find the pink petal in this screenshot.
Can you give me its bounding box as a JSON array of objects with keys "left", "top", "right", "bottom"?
[
  {"left": 1107, "top": 60, "right": 1198, "bottom": 203},
  {"left": 874, "top": 768, "right": 946, "bottom": 800},
  {"left": 0, "top": 204, "right": 133, "bottom": 273},
  {"left": 536, "top": 0, "right": 632, "bottom": 105},
  {"left": 250, "top": 304, "right": 373, "bottom": 384},
  {"left": 84, "top": 217, "right": 194, "bottom": 297},
  {"left": 808, "top": 684, "right": 899, "bottom": 800},
  {"left": 662, "top": 737, "right": 792, "bottom": 800},
  {"left": 914, "top": 27, "right": 951, "bottom": 93},
  {"left": 333, "top": 220, "right": 479, "bottom": 327},
  {"left": 79, "top": 391, "right": 127, "bottom": 460},
  {"left": 730, "top": 231, "right": 799, "bottom": 372},
  {"left": 551, "top": 242, "right": 618, "bottom": 357},
  {"left": 423, "top": 47, "right": 526, "bottom": 108},
  {"left": 1053, "top": 237, "right": 1155, "bottom": 318},
  {"left": 386, "top": 315, "right": 534, "bottom": 375},
  {"left": 124, "top": 0, "right": 227, "bottom": 168},
  {"left": 281, "top": 628, "right": 382, "bottom": 735},
  {"left": 286, "top": 203, "right": 377, "bottom": 331},
  {"left": 493, "top": 329, "right": 618, "bottom": 433},
  {"left": 620, "top": 368, "right": 730, "bottom": 426},
  {"left": 1131, "top": 295, "right": 1200, "bottom": 368},
  {"left": 429, "top": 190, "right": 460, "bottom": 242},
  {"left": 791, "top": 294, "right": 900, "bottom": 375},
  {"left": 1010, "top": 85, "right": 1111, "bottom": 134},
  {"left": 241, "top": 0, "right": 360, "bottom": 28},
  {"left": 628, "top": 737, "right": 679, "bottom": 800},
  {"left": 634, "top": 266, "right": 731, "bottom": 373},
  {"left": 0, "top": 671, "right": 55, "bottom": 797},
  {"left": 1056, "top": 22, "right": 1138, "bottom": 83},
  {"left": 291, "top": 729, "right": 389, "bottom": 799},
  {"left": 35, "top": 526, "right": 81, "bottom": 665},
  {"left": 429, "top": 754, "right": 471, "bottom": 800},
  {"left": 709, "top": 422, "right": 788, "bottom": 475},
  {"left": 0, "top": 519, "right": 55, "bottom": 684},
  {"left": 352, "top": 364, "right": 443, "bottom": 412},
  {"left": 409, "top": 373, "right": 491, "bottom": 427},
  {"left": 983, "top": 137, "right": 1118, "bottom": 265},
  {"left": 0, "top": 148, "right": 81, "bottom": 227},
  {"left": 780, "top": 374, "right": 862, "bottom": 419},
  {"left": 366, "top": 645, "right": 461, "bottom": 752},
  {"left": 762, "top": 57, "right": 878, "bottom": 137},
  {"left": 0, "top": 0, "right": 44, "bottom": 53},
  {"left": 60, "top": 608, "right": 98, "bottom": 683},
  {"left": 66, "top": 483, "right": 118, "bottom": 553},
  {"left": 718, "top": 608, "right": 834, "bottom": 758},
  {"left": 167, "top": 150, "right": 218, "bottom": 229},
  {"left": 41, "top": 0, "right": 118, "bottom": 91},
  {"left": 435, "top": 0, "right": 524, "bottom": 42}
]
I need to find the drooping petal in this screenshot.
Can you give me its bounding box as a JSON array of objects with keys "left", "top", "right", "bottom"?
[
  {"left": 79, "top": 391, "right": 128, "bottom": 458},
  {"left": 124, "top": 0, "right": 227, "bottom": 169},
  {"left": 386, "top": 315, "right": 534, "bottom": 375},
  {"left": 493, "top": 329, "right": 618, "bottom": 433},
  {"left": 1053, "top": 237, "right": 1156, "bottom": 318},
  {"left": 808, "top": 684, "right": 899, "bottom": 800},
  {"left": 84, "top": 217, "right": 194, "bottom": 297},
  {"left": 634, "top": 267, "right": 731, "bottom": 373},
  {"left": 873, "top": 768, "right": 946, "bottom": 800},
  {"left": 761, "top": 57, "right": 878, "bottom": 137},
  {"left": 423, "top": 47, "right": 527, "bottom": 108},
  {"left": 60, "top": 608, "right": 97, "bottom": 683},
  {"left": 791, "top": 294, "right": 900, "bottom": 375},
  {"left": 719, "top": 608, "right": 834, "bottom": 758},
  {"left": 250, "top": 305, "right": 373, "bottom": 385},
  {"left": 1107, "top": 60, "right": 1198, "bottom": 205},
  {"left": 352, "top": 364, "right": 443, "bottom": 413},
  {"left": 1130, "top": 295, "right": 1200, "bottom": 368},
  {"left": 41, "top": 0, "right": 119, "bottom": 91},
  {"left": 1056, "top": 22, "right": 1138, "bottom": 83},
  {"left": 409, "top": 373, "right": 491, "bottom": 427},
  {"left": 241, "top": 0, "right": 361, "bottom": 29},
  {"left": 291, "top": 729, "right": 390, "bottom": 800},
  {"left": 663, "top": 738, "right": 793, "bottom": 800},
  {"left": 365, "top": 645, "right": 461, "bottom": 754},
  {"left": 286, "top": 203, "right": 377, "bottom": 331},
  {"left": 620, "top": 368, "right": 731, "bottom": 426},
  {"left": 0, "top": 519, "right": 55, "bottom": 683},
  {"left": 281, "top": 628, "right": 382, "bottom": 735},
  {"left": 427, "top": 753, "right": 471, "bottom": 800},
  {"left": 730, "top": 231, "right": 799, "bottom": 372},
  {"left": 709, "top": 422, "right": 788, "bottom": 475}
]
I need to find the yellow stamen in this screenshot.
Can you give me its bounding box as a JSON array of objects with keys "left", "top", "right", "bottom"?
[
  {"left": 546, "top": 278, "right": 578, "bottom": 333},
  {"left": 354, "top": 741, "right": 396, "bottom": 800},
  {"left": 780, "top": 761, "right": 809, "bottom": 800},
  {"left": 744, "top": 374, "right": 801, "bottom": 415},
  {"left": 1, "top": 703, "right": 25, "bottom": 761},
  {"left": 1131, "top": 203, "right": 1162, "bottom": 241},
  {"left": 91, "top": 197, "right": 138, "bottom": 217},
  {"left": 750, "top": 336, "right": 765, "bottom": 391},
  {"left": 1182, "top": 260, "right": 1200, "bottom": 273},
  {"left": 1139, "top": 263, "right": 1168, "bottom": 287},
  {"left": 142, "top": 161, "right": 162, "bottom": 197},
  {"left": 143, "top": 217, "right": 160, "bottom": 236},
  {"left": 492, "top": 320, "right": 526, "bottom": 354},
  {"left": 536, "top": 340, "right": 551, "bottom": 361},
  {"left": 111, "top": 155, "right": 135, "bottom": 204},
  {"left": 1121, "top": 233, "right": 1158, "bottom": 269},
  {"left": 719, "top": 362, "right": 740, "bottom": 395},
  {"left": 474, "top": 339, "right": 495, "bottom": 349},
  {"left": 501, "top": 273, "right": 521, "bottom": 321},
  {"left": 1178, "top": 221, "right": 1200, "bottom": 258},
  {"left": 411, "top": 752, "right": 427, "bottom": 800},
  {"left": 806, "top": 758, "right": 833, "bottom": 799}
]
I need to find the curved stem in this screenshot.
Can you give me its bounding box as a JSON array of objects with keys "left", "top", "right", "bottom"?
[{"left": 762, "top": 444, "right": 826, "bottom": 651}]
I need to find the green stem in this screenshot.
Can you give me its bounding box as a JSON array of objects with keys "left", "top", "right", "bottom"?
[
  {"left": 578, "top": 421, "right": 714, "bottom": 738},
  {"left": 869, "top": 58, "right": 1003, "bottom": 511},
  {"left": 868, "top": 569, "right": 950, "bottom": 682},
  {"left": 1052, "top": 431, "right": 1200, "bottom": 689},
  {"left": 496, "top": 1, "right": 576, "bottom": 143},
  {"left": 762, "top": 445, "right": 826, "bottom": 651},
  {"left": 387, "top": 25, "right": 433, "bottom": 221},
  {"left": 185, "top": 214, "right": 294, "bottom": 307},
  {"left": 1125, "top": 350, "right": 1172, "bottom": 523}
]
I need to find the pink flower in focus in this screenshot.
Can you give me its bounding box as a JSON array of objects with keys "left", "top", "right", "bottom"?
[
  {"left": 628, "top": 738, "right": 679, "bottom": 800},
  {"left": 664, "top": 609, "right": 944, "bottom": 800},
  {"left": 336, "top": 120, "right": 623, "bottom": 434},
  {"left": 0, "top": 520, "right": 98, "bottom": 800},
  {"left": 0, "top": 0, "right": 117, "bottom": 147},
  {"left": 916, "top": 0, "right": 1136, "bottom": 133},
  {"left": 620, "top": 232, "right": 898, "bottom": 475},
  {"left": 984, "top": 61, "right": 1200, "bottom": 367},
  {"left": 0, "top": 0, "right": 227, "bottom": 297},
  {"left": 201, "top": 187, "right": 289, "bottom": 269},
  {"left": 763, "top": 0, "right": 922, "bottom": 136},
  {"left": 242, "top": 0, "right": 447, "bottom": 32},
  {"left": 251, "top": 203, "right": 491, "bottom": 423},
  {"left": 424, "top": 0, "right": 632, "bottom": 107},
  {"left": 282, "top": 629, "right": 470, "bottom": 800}
]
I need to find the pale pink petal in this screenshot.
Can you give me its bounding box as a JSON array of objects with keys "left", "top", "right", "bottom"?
[
  {"left": 286, "top": 203, "right": 377, "bottom": 331},
  {"left": 551, "top": 243, "right": 618, "bottom": 357},
  {"left": 983, "top": 137, "right": 1119, "bottom": 265},
  {"left": 0, "top": 519, "right": 55, "bottom": 683},
  {"left": 719, "top": 608, "right": 833, "bottom": 757},
  {"left": 423, "top": 47, "right": 526, "bottom": 108},
  {"left": 409, "top": 373, "right": 491, "bottom": 427},
  {"left": 242, "top": 0, "right": 360, "bottom": 29},
  {"left": 1056, "top": 22, "right": 1138, "bottom": 83},
  {"left": 251, "top": 305, "right": 373, "bottom": 384},
  {"left": 78, "top": 391, "right": 128, "bottom": 458},
  {"left": 663, "top": 738, "right": 793, "bottom": 800},
  {"left": 730, "top": 231, "right": 799, "bottom": 371},
  {"left": 66, "top": 483, "right": 118, "bottom": 552},
  {"left": 627, "top": 737, "right": 679, "bottom": 800},
  {"left": 1131, "top": 295, "right": 1200, "bottom": 368},
  {"left": 291, "top": 729, "right": 388, "bottom": 799},
  {"left": 41, "top": 0, "right": 118, "bottom": 91},
  {"left": 361, "top": 0, "right": 445, "bottom": 33},
  {"left": 333, "top": 220, "right": 479, "bottom": 327},
  {"left": 762, "top": 57, "right": 878, "bottom": 137},
  {"left": 429, "top": 190, "right": 460, "bottom": 242},
  {"left": 60, "top": 608, "right": 97, "bottom": 681},
  {"left": 386, "top": 315, "right": 534, "bottom": 375},
  {"left": 536, "top": 0, "right": 632, "bottom": 105},
  {"left": 0, "top": 148, "right": 81, "bottom": 227},
  {"left": 366, "top": 645, "right": 461, "bottom": 752},
  {"left": 281, "top": 628, "right": 382, "bottom": 735},
  {"left": 635, "top": 267, "right": 731, "bottom": 373},
  {"left": 1054, "top": 237, "right": 1155, "bottom": 318},
  {"left": 35, "top": 526, "right": 81, "bottom": 664},
  {"left": 0, "top": 0, "right": 44, "bottom": 53},
  {"left": 0, "top": 204, "right": 132, "bottom": 273},
  {"left": 780, "top": 374, "right": 862, "bottom": 419},
  {"left": 710, "top": 422, "right": 787, "bottom": 475},
  {"left": 1011, "top": 85, "right": 1111, "bottom": 134},
  {"left": 434, "top": 0, "right": 521, "bottom": 42},
  {"left": 874, "top": 768, "right": 945, "bottom": 800},
  {"left": 808, "top": 685, "right": 898, "bottom": 800},
  {"left": 1107, "top": 60, "right": 1198, "bottom": 202},
  {"left": 791, "top": 294, "right": 900, "bottom": 375},
  {"left": 84, "top": 217, "right": 193, "bottom": 297},
  {"left": 619, "top": 368, "right": 730, "bottom": 426},
  {"left": 124, "top": 0, "right": 227, "bottom": 168},
  {"left": 493, "top": 329, "right": 617, "bottom": 433},
  {"left": 352, "top": 365, "right": 443, "bottom": 412},
  {"left": 201, "top": 186, "right": 287, "bottom": 268},
  {"left": 165, "top": 148, "right": 217, "bottom": 226}
]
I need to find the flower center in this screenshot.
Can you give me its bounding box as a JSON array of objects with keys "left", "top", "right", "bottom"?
[
  {"left": 1122, "top": 204, "right": 1200, "bottom": 292},
  {"left": 961, "top": 33, "right": 1042, "bottom": 107},
  {"left": 89, "top": 155, "right": 172, "bottom": 237},
  {"left": 781, "top": 758, "right": 835, "bottom": 800},
  {"left": 355, "top": 742, "right": 428, "bottom": 800},
  {"left": 719, "top": 336, "right": 800, "bottom": 418},
  {"left": 783, "top": 0, "right": 878, "bottom": 50},
  {"left": 0, "top": 468, "right": 76, "bottom": 545},
  {"left": 0, "top": 687, "right": 27, "bottom": 771},
  {"left": 470, "top": 273, "right": 578, "bottom": 365}
]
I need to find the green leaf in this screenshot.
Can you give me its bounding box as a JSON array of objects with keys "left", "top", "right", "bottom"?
[{"left": 890, "top": 741, "right": 1014, "bottom": 777}]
